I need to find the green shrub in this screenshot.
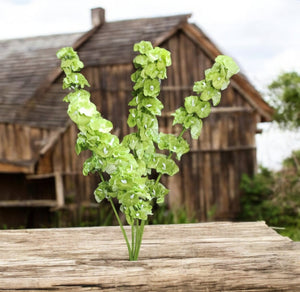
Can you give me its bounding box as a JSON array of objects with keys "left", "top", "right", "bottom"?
[{"left": 240, "top": 162, "right": 300, "bottom": 241}]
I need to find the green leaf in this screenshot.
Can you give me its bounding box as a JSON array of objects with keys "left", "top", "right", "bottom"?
[
  {"left": 211, "top": 91, "right": 222, "bottom": 106},
  {"left": 156, "top": 63, "right": 167, "bottom": 79},
  {"left": 94, "top": 181, "right": 113, "bottom": 203},
  {"left": 157, "top": 133, "right": 189, "bottom": 160},
  {"left": 182, "top": 114, "right": 194, "bottom": 129},
  {"left": 172, "top": 107, "right": 188, "bottom": 125},
  {"left": 213, "top": 76, "right": 230, "bottom": 91},
  {"left": 133, "top": 77, "right": 145, "bottom": 91},
  {"left": 77, "top": 101, "right": 97, "bottom": 117},
  {"left": 133, "top": 55, "right": 149, "bottom": 67},
  {"left": 136, "top": 111, "right": 159, "bottom": 141},
  {"left": 215, "top": 55, "right": 240, "bottom": 79},
  {"left": 184, "top": 95, "right": 199, "bottom": 114},
  {"left": 148, "top": 153, "right": 179, "bottom": 176},
  {"left": 64, "top": 89, "right": 90, "bottom": 103},
  {"left": 131, "top": 70, "right": 141, "bottom": 82},
  {"left": 121, "top": 200, "right": 153, "bottom": 223},
  {"left": 146, "top": 180, "right": 169, "bottom": 204},
  {"left": 190, "top": 118, "right": 203, "bottom": 139},
  {"left": 133, "top": 41, "right": 153, "bottom": 54},
  {"left": 82, "top": 156, "right": 96, "bottom": 176},
  {"left": 148, "top": 47, "right": 171, "bottom": 67},
  {"left": 63, "top": 73, "right": 90, "bottom": 89},
  {"left": 127, "top": 108, "right": 138, "bottom": 127},
  {"left": 193, "top": 80, "right": 207, "bottom": 94},
  {"left": 122, "top": 133, "right": 139, "bottom": 150},
  {"left": 89, "top": 117, "right": 113, "bottom": 133},
  {"left": 195, "top": 101, "right": 211, "bottom": 118},
  {"left": 143, "top": 79, "right": 160, "bottom": 97},
  {"left": 82, "top": 153, "right": 115, "bottom": 176},
  {"left": 119, "top": 191, "right": 140, "bottom": 207},
  {"left": 156, "top": 156, "right": 179, "bottom": 176},
  {"left": 56, "top": 47, "right": 78, "bottom": 60},
  {"left": 200, "top": 86, "right": 221, "bottom": 104},
  {"left": 67, "top": 104, "right": 90, "bottom": 126},
  {"left": 184, "top": 96, "right": 211, "bottom": 118},
  {"left": 110, "top": 173, "right": 146, "bottom": 194},
  {"left": 75, "top": 132, "right": 88, "bottom": 155},
  {"left": 61, "top": 58, "right": 84, "bottom": 73},
  {"left": 146, "top": 47, "right": 161, "bottom": 62},
  {"left": 139, "top": 96, "right": 163, "bottom": 115},
  {"left": 89, "top": 135, "right": 117, "bottom": 157},
  {"left": 119, "top": 187, "right": 152, "bottom": 207},
  {"left": 142, "top": 63, "right": 158, "bottom": 79},
  {"left": 160, "top": 48, "right": 172, "bottom": 67},
  {"left": 205, "top": 62, "right": 231, "bottom": 90}
]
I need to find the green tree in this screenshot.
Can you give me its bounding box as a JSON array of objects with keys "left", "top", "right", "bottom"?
[
  {"left": 239, "top": 72, "right": 300, "bottom": 241},
  {"left": 268, "top": 71, "right": 300, "bottom": 129},
  {"left": 240, "top": 164, "right": 300, "bottom": 241}
]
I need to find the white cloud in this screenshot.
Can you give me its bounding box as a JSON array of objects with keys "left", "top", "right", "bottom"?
[
  {"left": 258, "top": 48, "right": 300, "bottom": 87},
  {"left": 256, "top": 123, "right": 300, "bottom": 170},
  {"left": 0, "top": 0, "right": 100, "bottom": 39}
]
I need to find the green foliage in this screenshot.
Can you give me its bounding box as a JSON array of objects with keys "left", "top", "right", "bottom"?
[
  {"left": 172, "top": 54, "right": 239, "bottom": 139},
  {"left": 240, "top": 163, "right": 300, "bottom": 241},
  {"left": 268, "top": 71, "right": 300, "bottom": 129},
  {"left": 282, "top": 149, "right": 300, "bottom": 170},
  {"left": 57, "top": 42, "right": 239, "bottom": 260}
]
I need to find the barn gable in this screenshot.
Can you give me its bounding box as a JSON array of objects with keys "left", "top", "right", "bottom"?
[{"left": 0, "top": 8, "right": 273, "bottom": 226}]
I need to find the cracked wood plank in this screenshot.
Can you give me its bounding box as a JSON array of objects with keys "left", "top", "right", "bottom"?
[{"left": 0, "top": 221, "right": 299, "bottom": 291}]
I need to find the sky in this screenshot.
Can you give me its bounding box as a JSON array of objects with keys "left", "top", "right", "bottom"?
[{"left": 1, "top": 0, "right": 300, "bottom": 169}]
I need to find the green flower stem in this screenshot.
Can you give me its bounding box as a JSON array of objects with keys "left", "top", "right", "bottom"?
[
  {"left": 131, "top": 220, "right": 136, "bottom": 258},
  {"left": 178, "top": 127, "right": 187, "bottom": 139},
  {"left": 132, "top": 219, "right": 145, "bottom": 261},
  {"left": 108, "top": 198, "right": 132, "bottom": 260},
  {"left": 100, "top": 173, "right": 132, "bottom": 259}
]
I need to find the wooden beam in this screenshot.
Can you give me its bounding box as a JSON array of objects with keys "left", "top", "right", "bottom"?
[
  {"left": 189, "top": 145, "right": 256, "bottom": 153},
  {"left": 39, "top": 127, "right": 67, "bottom": 155},
  {"left": 0, "top": 222, "right": 299, "bottom": 290},
  {"left": 0, "top": 200, "right": 57, "bottom": 207},
  {"left": 0, "top": 161, "right": 35, "bottom": 174},
  {"left": 26, "top": 173, "right": 56, "bottom": 179},
  {"left": 211, "top": 106, "right": 254, "bottom": 114},
  {"left": 161, "top": 107, "right": 254, "bottom": 118},
  {"left": 26, "top": 171, "right": 83, "bottom": 180},
  {"left": 55, "top": 172, "right": 65, "bottom": 208}
]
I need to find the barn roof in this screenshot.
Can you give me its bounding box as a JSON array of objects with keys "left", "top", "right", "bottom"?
[
  {"left": 0, "top": 10, "right": 272, "bottom": 129},
  {"left": 0, "top": 33, "right": 82, "bottom": 125}
]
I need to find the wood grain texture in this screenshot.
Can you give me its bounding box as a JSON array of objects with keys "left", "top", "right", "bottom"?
[{"left": 0, "top": 222, "right": 299, "bottom": 291}]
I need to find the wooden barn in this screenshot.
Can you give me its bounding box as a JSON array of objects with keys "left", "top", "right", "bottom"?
[{"left": 0, "top": 8, "right": 273, "bottom": 227}]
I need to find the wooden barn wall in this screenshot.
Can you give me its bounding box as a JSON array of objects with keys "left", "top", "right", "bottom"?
[
  {"left": 35, "top": 123, "right": 95, "bottom": 205},
  {"left": 37, "top": 63, "right": 135, "bottom": 205},
  {"left": 0, "top": 123, "right": 55, "bottom": 172},
  {"left": 0, "top": 30, "right": 258, "bottom": 224},
  {"left": 158, "top": 31, "right": 257, "bottom": 220},
  {"left": 38, "top": 30, "right": 258, "bottom": 221}
]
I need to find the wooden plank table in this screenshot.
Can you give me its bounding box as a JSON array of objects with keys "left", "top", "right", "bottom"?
[{"left": 0, "top": 221, "right": 299, "bottom": 291}]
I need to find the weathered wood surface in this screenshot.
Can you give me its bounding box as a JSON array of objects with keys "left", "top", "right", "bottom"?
[{"left": 0, "top": 222, "right": 299, "bottom": 291}]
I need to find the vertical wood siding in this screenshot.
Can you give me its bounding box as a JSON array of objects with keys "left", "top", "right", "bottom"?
[{"left": 0, "top": 30, "right": 259, "bottom": 222}]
